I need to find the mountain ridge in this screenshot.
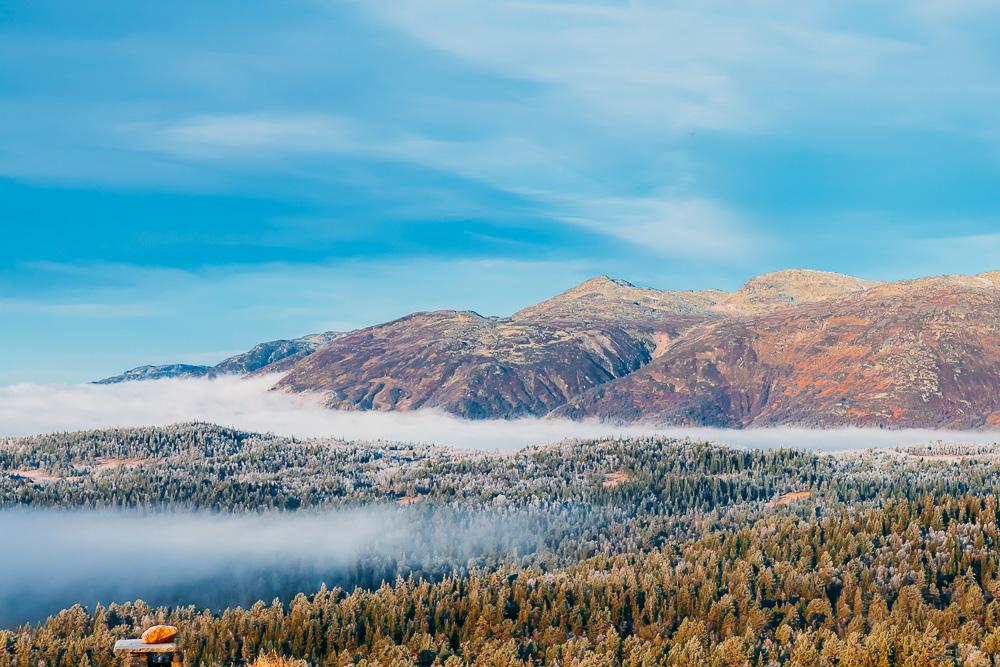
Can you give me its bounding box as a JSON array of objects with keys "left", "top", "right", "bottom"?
[{"left": 94, "top": 269, "right": 1000, "bottom": 429}]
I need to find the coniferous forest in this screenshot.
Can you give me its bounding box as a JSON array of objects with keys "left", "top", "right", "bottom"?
[{"left": 4, "top": 424, "right": 1000, "bottom": 665}]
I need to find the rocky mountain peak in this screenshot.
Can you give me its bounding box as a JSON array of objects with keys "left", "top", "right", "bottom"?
[
  {"left": 574, "top": 275, "right": 638, "bottom": 291},
  {"left": 976, "top": 271, "right": 1000, "bottom": 287},
  {"left": 716, "top": 269, "right": 879, "bottom": 315},
  {"left": 513, "top": 276, "right": 722, "bottom": 323}
]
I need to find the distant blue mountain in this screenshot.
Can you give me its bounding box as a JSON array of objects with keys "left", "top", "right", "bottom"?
[{"left": 93, "top": 332, "right": 341, "bottom": 384}]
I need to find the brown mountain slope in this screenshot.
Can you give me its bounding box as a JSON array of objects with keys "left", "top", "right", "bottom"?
[
  {"left": 271, "top": 276, "right": 730, "bottom": 418},
  {"left": 555, "top": 275, "right": 1000, "bottom": 428},
  {"left": 268, "top": 269, "right": 1000, "bottom": 426},
  {"left": 273, "top": 310, "right": 670, "bottom": 419}
]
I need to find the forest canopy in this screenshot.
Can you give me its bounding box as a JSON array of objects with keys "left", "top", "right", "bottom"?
[{"left": 3, "top": 424, "right": 1000, "bottom": 666}]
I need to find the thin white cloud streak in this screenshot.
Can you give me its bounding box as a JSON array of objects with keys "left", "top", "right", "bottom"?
[
  {"left": 137, "top": 111, "right": 766, "bottom": 262},
  {"left": 367, "top": 1, "right": 917, "bottom": 132},
  {"left": 140, "top": 112, "right": 593, "bottom": 211},
  {"left": 144, "top": 113, "right": 362, "bottom": 159},
  {"left": 367, "top": 0, "right": 1000, "bottom": 140},
  {"left": 1, "top": 376, "right": 998, "bottom": 452},
  {"left": 563, "top": 196, "right": 761, "bottom": 262},
  {"left": 0, "top": 298, "right": 155, "bottom": 318}
]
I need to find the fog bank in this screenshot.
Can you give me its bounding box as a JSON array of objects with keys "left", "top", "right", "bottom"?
[
  {"left": 0, "top": 507, "right": 533, "bottom": 626},
  {"left": 0, "top": 376, "right": 997, "bottom": 451}
]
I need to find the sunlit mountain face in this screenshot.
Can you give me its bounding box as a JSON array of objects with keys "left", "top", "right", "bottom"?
[{"left": 92, "top": 270, "right": 1000, "bottom": 429}]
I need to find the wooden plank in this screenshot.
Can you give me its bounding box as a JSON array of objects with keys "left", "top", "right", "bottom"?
[{"left": 113, "top": 639, "right": 177, "bottom": 653}]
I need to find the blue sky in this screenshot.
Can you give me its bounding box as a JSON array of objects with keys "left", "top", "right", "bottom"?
[{"left": 3, "top": 0, "right": 1000, "bottom": 383}]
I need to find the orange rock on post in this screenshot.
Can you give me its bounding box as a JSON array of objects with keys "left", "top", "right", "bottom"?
[{"left": 141, "top": 625, "right": 178, "bottom": 644}]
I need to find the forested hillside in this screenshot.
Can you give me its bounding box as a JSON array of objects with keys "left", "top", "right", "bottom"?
[
  {"left": 7, "top": 497, "right": 1000, "bottom": 665},
  {"left": 6, "top": 423, "right": 1000, "bottom": 514},
  {"left": 4, "top": 425, "right": 1000, "bottom": 664}
]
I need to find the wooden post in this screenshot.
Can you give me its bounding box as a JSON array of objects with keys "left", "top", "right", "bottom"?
[{"left": 113, "top": 639, "right": 183, "bottom": 667}]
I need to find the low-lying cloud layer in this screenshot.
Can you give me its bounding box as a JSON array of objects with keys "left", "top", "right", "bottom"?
[
  {"left": 1, "top": 376, "right": 998, "bottom": 451},
  {"left": 0, "top": 506, "right": 536, "bottom": 626}
]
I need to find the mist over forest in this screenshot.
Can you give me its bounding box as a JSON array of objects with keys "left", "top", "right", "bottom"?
[
  {"left": 0, "top": 506, "right": 545, "bottom": 626},
  {"left": 7, "top": 422, "right": 1000, "bottom": 664}
]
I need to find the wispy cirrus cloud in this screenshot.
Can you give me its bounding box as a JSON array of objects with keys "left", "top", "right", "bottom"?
[
  {"left": 364, "top": 1, "right": 919, "bottom": 133},
  {"left": 136, "top": 111, "right": 760, "bottom": 261},
  {"left": 562, "top": 196, "right": 761, "bottom": 262},
  {"left": 144, "top": 113, "right": 361, "bottom": 158}
]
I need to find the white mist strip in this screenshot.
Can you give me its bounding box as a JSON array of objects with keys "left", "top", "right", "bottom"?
[{"left": 0, "top": 376, "right": 998, "bottom": 451}]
